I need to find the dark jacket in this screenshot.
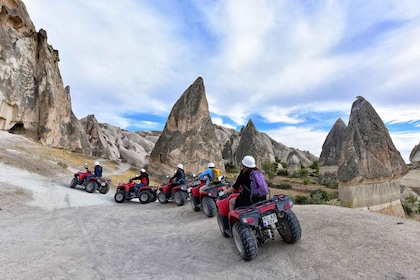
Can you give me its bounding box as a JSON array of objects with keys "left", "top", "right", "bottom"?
[
  {"left": 171, "top": 168, "right": 186, "bottom": 184},
  {"left": 232, "top": 167, "right": 265, "bottom": 208},
  {"left": 94, "top": 165, "right": 103, "bottom": 177}
]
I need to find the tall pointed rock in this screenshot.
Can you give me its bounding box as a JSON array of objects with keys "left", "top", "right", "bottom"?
[
  {"left": 337, "top": 96, "right": 408, "bottom": 217},
  {"left": 318, "top": 118, "right": 347, "bottom": 184},
  {"left": 148, "top": 77, "right": 224, "bottom": 179}
]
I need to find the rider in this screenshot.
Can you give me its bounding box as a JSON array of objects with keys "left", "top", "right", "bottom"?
[
  {"left": 131, "top": 168, "right": 149, "bottom": 194},
  {"left": 86, "top": 161, "right": 103, "bottom": 181},
  {"left": 171, "top": 164, "right": 186, "bottom": 185},
  {"left": 93, "top": 161, "right": 103, "bottom": 178},
  {"left": 223, "top": 155, "right": 266, "bottom": 211},
  {"left": 169, "top": 163, "right": 186, "bottom": 194},
  {"left": 197, "top": 162, "right": 216, "bottom": 191}
]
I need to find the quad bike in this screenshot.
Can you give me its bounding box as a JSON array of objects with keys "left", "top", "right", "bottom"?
[
  {"left": 114, "top": 180, "right": 158, "bottom": 204},
  {"left": 216, "top": 192, "right": 301, "bottom": 261},
  {"left": 157, "top": 177, "right": 190, "bottom": 206},
  {"left": 189, "top": 178, "right": 230, "bottom": 217},
  {"left": 69, "top": 171, "right": 111, "bottom": 194}
]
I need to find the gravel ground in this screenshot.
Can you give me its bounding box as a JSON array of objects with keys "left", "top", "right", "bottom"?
[{"left": 1, "top": 132, "right": 420, "bottom": 280}]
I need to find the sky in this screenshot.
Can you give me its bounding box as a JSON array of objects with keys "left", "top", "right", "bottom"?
[{"left": 24, "top": 0, "right": 420, "bottom": 163}]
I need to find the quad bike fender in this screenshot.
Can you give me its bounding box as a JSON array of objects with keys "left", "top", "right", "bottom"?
[
  {"left": 190, "top": 186, "right": 200, "bottom": 197},
  {"left": 216, "top": 193, "right": 239, "bottom": 216}
]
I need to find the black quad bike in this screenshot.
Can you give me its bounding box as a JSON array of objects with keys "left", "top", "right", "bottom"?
[{"left": 216, "top": 193, "right": 301, "bottom": 261}]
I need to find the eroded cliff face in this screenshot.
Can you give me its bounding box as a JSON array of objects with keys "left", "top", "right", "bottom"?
[{"left": 0, "top": 0, "right": 90, "bottom": 153}]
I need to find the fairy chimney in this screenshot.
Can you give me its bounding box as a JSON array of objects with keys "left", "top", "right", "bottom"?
[{"left": 337, "top": 96, "right": 408, "bottom": 217}]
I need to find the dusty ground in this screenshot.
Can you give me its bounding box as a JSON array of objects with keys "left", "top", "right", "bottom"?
[{"left": 1, "top": 131, "right": 420, "bottom": 280}]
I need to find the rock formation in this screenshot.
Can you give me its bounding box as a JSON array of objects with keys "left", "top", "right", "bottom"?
[
  {"left": 0, "top": 0, "right": 90, "bottom": 153},
  {"left": 409, "top": 142, "right": 420, "bottom": 168},
  {"left": 337, "top": 96, "right": 408, "bottom": 217},
  {"left": 148, "top": 77, "right": 225, "bottom": 179},
  {"left": 318, "top": 118, "right": 347, "bottom": 184},
  {"left": 80, "top": 114, "right": 159, "bottom": 167}
]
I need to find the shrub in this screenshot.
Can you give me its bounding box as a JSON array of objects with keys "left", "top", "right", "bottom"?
[
  {"left": 405, "top": 193, "right": 417, "bottom": 204},
  {"left": 309, "top": 189, "right": 334, "bottom": 203},
  {"left": 277, "top": 170, "right": 288, "bottom": 176},
  {"left": 322, "top": 178, "right": 338, "bottom": 188},
  {"left": 278, "top": 183, "right": 292, "bottom": 190},
  {"left": 57, "top": 161, "right": 68, "bottom": 169},
  {"left": 402, "top": 204, "right": 413, "bottom": 217},
  {"left": 261, "top": 161, "right": 277, "bottom": 179},
  {"left": 294, "top": 195, "right": 309, "bottom": 205}
]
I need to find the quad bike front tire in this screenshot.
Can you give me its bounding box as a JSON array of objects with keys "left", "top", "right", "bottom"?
[
  {"left": 138, "top": 190, "right": 151, "bottom": 204},
  {"left": 174, "top": 191, "right": 185, "bottom": 206},
  {"left": 190, "top": 196, "right": 200, "bottom": 211},
  {"left": 216, "top": 211, "right": 229, "bottom": 238},
  {"left": 276, "top": 210, "right": 302, "bottom": 244},
  {"left": 158, "top": 192, "right": 168, "bottom": 204},
  {"left": 99, "top": 184, "right": 110, "bottom": 194},
  {"left": 202, "top": 197, "right": 217, "bottom": 217},
  {"left": 114, "top": 191, "right": 126, "bottom": 203},
  {"left": 232, "top": 222, "right": 258, "bottom": 261},
  {"left": 85, "top": 181, "right": 98, "bottom": 193},
  {"left": 70, "top": 177, "right": 77, "bottom": 188}
]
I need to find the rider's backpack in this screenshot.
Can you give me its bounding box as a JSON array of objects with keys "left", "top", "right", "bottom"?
[
  {"left": 212, "top": 168, "right": 222, "bottom": 183},
  {"left": 249, "top": 170, "right": 269, "bottom": 196}
]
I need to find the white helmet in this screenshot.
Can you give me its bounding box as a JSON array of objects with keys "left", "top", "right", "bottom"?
[
  {"left": 177, "top": 164, "right": 183, "bottom": 169},
  {"left": 208, "top": 162, "right": 215, "bottom": 168},
  {"left": 241, "top": 155, "right": 256, "bottom": 168},
  {"left": 140, "top": 168, "right": 146, "bottom": 173},
  {"left": 84, "top": 163, "right": 88, "bottom": 169},
  {"left": 94, "top": 161, "right": 100, "bottom": 166}
]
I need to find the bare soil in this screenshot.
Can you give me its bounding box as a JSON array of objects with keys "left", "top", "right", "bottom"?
[{"left": 1, "top": 131, "right": 420, "bottom": 280}]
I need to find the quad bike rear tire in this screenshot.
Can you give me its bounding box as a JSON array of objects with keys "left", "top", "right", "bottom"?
[
  {"left": 190, "top": 196, "right": 200, "bottom": 211},
  {"left": 86, "top": 181, "right": 98, "bottom": 193},
  {"left": 139, "top": 190, "right": 151, "bottom": 204},
  {"left": 158, "top": 192, "right": 168, "bottom": 204},
  {"left": 276, "top": 210, "right": 302, "bottom": 244},
  {"left": 174, "top": 191, "right": 185, "bottom": 206},
  {"left": 99, "top": 184, "right": 110, "bottom": 194},
  {"left": 70, "top": 177, "right": 77, "bottom": 188},
  {"left": 202, "top": 197, "right": 217, "bottom": 217},
  {"left": 150, "top": 192, "right": 157, "bottom": 202},
  {"left": 232, "top": 222, "right": 258, "bottom": 261},
  {"left": 114, "top": 191, "right": 126, "bottom": 203}
]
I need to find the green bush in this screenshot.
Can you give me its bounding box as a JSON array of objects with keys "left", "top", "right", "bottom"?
[
  {"left": 277, "top": 170, "right": 288, "bottom": 176},
  {"left": 322, "top": 178, "right": 338, "bottom": 188},
  {"left": 278, "top": 183, "right": 292, "bottom": 190},
  {"left": 294, "top": 195, "right": 309, "bottom": 205},
  {"left": 402, "top": 204, "right": 413, "bottom": 217},
  {"left": 405, "top": 193, "right": 417, "bottom": 203},
  {"left": 309, "top": 189, "right": 334, "bottom": 203}
]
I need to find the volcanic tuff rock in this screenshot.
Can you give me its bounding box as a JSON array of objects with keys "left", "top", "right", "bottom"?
[
  {"left": 318, "top": 118, "right": 347, "bottom": 184},
  {"left": 337, "top": 96, "right": 408, "bottom": 217},
  {"left": 148, "top": 77, "right": 225, "bottom": 179},
  {"left": 1, "top": 0, "right": 318, "bottom": 174},
  {"left": 0, "top": 0, "right": 90, "bottom": 153},
  {"left": 409, "top": 142, "right": 420, "bottom": 168}
]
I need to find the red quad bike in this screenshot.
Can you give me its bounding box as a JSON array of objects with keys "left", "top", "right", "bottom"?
[
  {"left": 189, "top": 179, "right": 230, "bottom": 218},
  {"left": 114, "top": 180, "right": 158, "bottom": 204},
  {"left": 157, "top": 178, "right": 190, "bottom": 206},
  {"left": 216, "top": 193, "right": 302, "bottom": 261},
  {"left": 70, "top": 171, "right": 111, "bottom": 194}
]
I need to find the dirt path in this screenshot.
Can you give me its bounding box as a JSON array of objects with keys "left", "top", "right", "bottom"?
[{"left": 1, "top": 132, "right": 420, "bottom": 279}]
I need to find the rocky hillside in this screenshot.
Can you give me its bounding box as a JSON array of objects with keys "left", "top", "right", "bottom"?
[{"left": 0, "top": 0, "right": 318, "bottom": 179}]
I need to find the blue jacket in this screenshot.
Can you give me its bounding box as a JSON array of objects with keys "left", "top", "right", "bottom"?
[
  {"left": 198, "top": 168, "right": 214, "bottom": 186},
  {"left": 94, "top": 165, "right": 103, "bottom": 177}
]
